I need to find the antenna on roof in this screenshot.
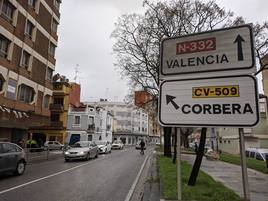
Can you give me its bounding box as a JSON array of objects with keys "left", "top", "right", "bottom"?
[{"left": 74, "top": 64, "right": 79, "bottom": 83}]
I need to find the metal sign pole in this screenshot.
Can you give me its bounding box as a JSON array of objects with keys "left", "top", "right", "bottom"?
[
  {"left": 177, "top": 128, "right": 182, "bottom": 200},
  {"left": 239, "top": 128, "right": 250, "bottom": 201}
]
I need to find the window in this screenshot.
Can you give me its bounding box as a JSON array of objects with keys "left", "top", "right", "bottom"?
[
  {"left": 2, "top": 143, "right": 19, "bottom": 153},
  {"left": 54, "top": 0, "right": 60, "bottom": 10},
  {"left": 256, "top": 153, "right": 263, "bottom": 161},
  {"left": 1, "top": 0, "right": 15, "bottom": 22},
  {"left": 51, "top": 18, "right": 58, "bottom": 32},
  {"left": 0, "top": 75, "right": 4, "bottom": 91},
  {"left": 18, "top": 84, "right": 35, "bottom": 103},
  {"left": 43, "top": 95, "right": 50, "bottom": 108},
  {"left": 28, "top": 0, "right": 36, "bottom": 8},
  {"left": 0, "top": 35, "right": 10, "bottom": 58},
  {"left": 48, "top": 42, "right": 56, "bottom": 57},
  {"left": 54, "top": 97, "right": 63, "bottom": 105},
  {"left": 21, "top": 50, "right": 31, "bottom": 68},
  {"left": 51, "top": 113, "right": 60, "bottom": 122},
  {"left": 74, "top": 116, "right": 80, "bottom": 125},
  {"left": 25, "top": 20, "right": 34, "bottom": 38},
  {"left": 46, "top": 67, "right": 53, "bottom": 80},
  {"left": 249, "top": 151, "right": 255, "bottom": 158}
]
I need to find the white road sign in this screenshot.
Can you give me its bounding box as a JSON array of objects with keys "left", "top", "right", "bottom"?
[
  {"left": 158, "top": 75, "right": 259, "bottom": 127},
  {"left": 160, "top": 25, "right": 255, "bottom": 77}
]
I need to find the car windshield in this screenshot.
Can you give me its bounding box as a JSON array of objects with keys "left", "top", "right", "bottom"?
[
  {"left": 72, "top": 142, "right": 89, "bottom": 148},
  {"left": 96, "top": 141, "right": 106, "bottom": 145},
  {"left": 261, "top": 153, "right": 268, "bottom": 160},
  {"left": 113, "top": 140, "right": 121, "bottom": 144}
]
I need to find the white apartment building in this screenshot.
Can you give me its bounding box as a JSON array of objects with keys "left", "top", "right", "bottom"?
[
  {"left": 86, "top": 100, "right": 149, "bottom": 145},
  {"left": 66, "top": 103, "right": 113, "bottom": 145}
]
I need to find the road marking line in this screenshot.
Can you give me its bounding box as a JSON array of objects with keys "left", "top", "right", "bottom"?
[
  {"left": 124, "top": 154, "right": 150, "bottom": 201},
  {"left": 0, "top": 157, "right": 105, "bottom": 195}
]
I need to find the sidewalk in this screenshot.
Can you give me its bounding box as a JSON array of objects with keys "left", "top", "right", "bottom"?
[
  {"left": 130, "top": 151, "right": 160, "bottom": 201},
  {"left": 182, "top": 154, "right": 268, "bottom": 201}
]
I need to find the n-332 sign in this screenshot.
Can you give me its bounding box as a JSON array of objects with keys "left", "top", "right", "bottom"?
[
  {"left": 158, "top": 75, "right": 259, "bottom": 127},
  {"left": 160, "top": 24, "right": 255, "bottom": 78}
]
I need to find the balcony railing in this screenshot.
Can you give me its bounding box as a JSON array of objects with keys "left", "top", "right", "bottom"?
[
  {"left": 87, "top": 124, "right": 95, "bottom": 132},
  {"left": 50, "top": 121, "right": 63, "bottom": 127},
  {"left": 50, "top": 104, "right": 64, "bottom": 111}
]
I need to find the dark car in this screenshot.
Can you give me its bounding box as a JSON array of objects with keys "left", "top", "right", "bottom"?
[{"left": 0, "top": 142, "right": 27, "bottom": 176}]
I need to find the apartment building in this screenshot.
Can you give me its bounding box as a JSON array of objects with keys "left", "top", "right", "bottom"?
[
  {"left": 88, "top": 100, "right": 149, "bottom": 145},
  {"left": 66, "top": 103, "right": 113, "bottom": 145},
  {"left": 135, "top": 91, "right": 161, "bottom": 144},
  {"left": 31, "top": 74, "right": 81, "bottom": 144},
  {"left": 0, "top": 0, "right": 61, "bottom": 143}
]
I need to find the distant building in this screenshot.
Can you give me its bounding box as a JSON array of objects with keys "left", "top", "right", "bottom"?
[
  {"left": 217, "top": 99, "right": 268, "bottom": 154},
  {"left": 31, "top": 74, "right": 81, "bottom": 144},
  {"left": 0, "top": 0, "right": 61, "bottom": 143},
  {"left": 87, "top": 100, "right": 149, "bottom": 145},
  {"left": 66, "top": 103, "right": 113, "bottom": 145},
  {"left": 134, "top": 91, "right": 161, "bottom": 144}
]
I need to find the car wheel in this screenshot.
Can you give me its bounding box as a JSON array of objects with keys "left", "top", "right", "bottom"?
[
  {"left": 14, "top": 161, "right": 26, "bottom": 175},
  {"left": 65, "top": 158, "right": 70, "bottom": 162},
  {"left": 95, "top": 152, "right": 98, "bottom": 158}
]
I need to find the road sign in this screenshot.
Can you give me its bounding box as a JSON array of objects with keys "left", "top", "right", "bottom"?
[
  {"left": 158, "top": 75, "right": 259, "bottom": 127},
  {"left": 160, "top": 25, "right": 255, "bottom": 78}
]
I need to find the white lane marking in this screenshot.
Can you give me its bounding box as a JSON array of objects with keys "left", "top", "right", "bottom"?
[
  {"left": 124, "top": 154, "right": 150, "bottom": 201},
  {"left": 0, "top": 157, "right": 105, "bottom": 195}
]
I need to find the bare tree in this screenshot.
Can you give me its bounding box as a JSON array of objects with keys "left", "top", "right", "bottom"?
[{"left": 111, "top": 0, "right": 268, "bottom": 156}]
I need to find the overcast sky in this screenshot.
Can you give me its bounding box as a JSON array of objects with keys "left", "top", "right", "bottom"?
[{"left": 55, "top": 0, "right": 268, "bottom": 102}]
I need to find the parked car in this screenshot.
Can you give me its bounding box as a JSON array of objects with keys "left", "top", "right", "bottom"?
[
  {"left": 0, "top": 142, "right": 26, "bottom": 176},
  {"left": 96, "top": 141, "right": 112, "bottom": 154},
  {"left": 135, "top": 140, "right": 147, "bottom": 150},
  {"left": 112, "top": 140, "right": 124, "bottom": 150},
  {"left": 44, "top": 141, "right": 64, "bottom": 150},
  {"left": 246, "top": 148, "right": 268, "bottom": 161},
  {"left": 64, "top": 141, "right": 98, "bottom": 162}
]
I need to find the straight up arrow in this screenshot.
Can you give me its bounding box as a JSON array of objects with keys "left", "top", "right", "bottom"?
[
  {"left": 166, "top": 95, "right": 179, "bottom": 110},
  {"left": 234, "top": 34, "right": 245, "bottom": 61}
]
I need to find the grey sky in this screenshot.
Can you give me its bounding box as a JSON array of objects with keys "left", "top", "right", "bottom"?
[{"left": 56, "top": 0, "right": 268, "bottom": 102}]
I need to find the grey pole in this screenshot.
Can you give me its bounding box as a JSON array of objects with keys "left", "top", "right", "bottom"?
[
  {"left": 239, "top": 128, "right": 250, "bottom": 201},
  {"left": 177, "top": 128, "right": 182, "bottom": 200}
]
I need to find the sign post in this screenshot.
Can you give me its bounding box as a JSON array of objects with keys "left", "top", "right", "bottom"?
[
  {"left": 176, "top": 128, "right": 182, "bottom": 200},
  {"left": 158, "top": 24, "right": 258, "bottom": 201},
  {"left": 239, "top": 128, "right": 251, "bottom": 201}
]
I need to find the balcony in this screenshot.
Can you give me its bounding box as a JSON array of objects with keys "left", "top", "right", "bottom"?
[
  {"left": 50, "top": 104, "right": 64, "bottom": 112},
  {"left": 87, "top": 124, "right": 95, "bottom": 133},
  {"left": 50, "top": 121, "right": 63, "bottom": 128}
]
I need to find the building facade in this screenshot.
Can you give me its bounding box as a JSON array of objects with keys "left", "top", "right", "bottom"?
[
  {"left": 134, "top": 91, "right": 161, "bottom": 144},
  {"left": 31, "top": 75, "right": 81, "bottom": 144},
  {"left": 217, "top": 100, "right": 268, "bottom": 154},
  {"left": 66, "top": 103, "right": 113, "bottom": 145},
  {"left": 0, "top": 0, "right": 61, "bottom": 143},
  {"left": 88, "top": 100, "right": 149, "bottom": 145}
]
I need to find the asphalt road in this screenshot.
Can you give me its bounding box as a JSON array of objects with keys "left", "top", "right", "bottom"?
[{"left": 0, "top": 146, "right": 154, "bottom": 201}]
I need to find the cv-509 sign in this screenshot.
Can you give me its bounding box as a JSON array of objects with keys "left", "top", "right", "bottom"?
[
  {"left": 160, "top": 25, "right": 255, "bottom": 77},
  {"left": 158, "top": 75, "right": 259, "bottom": 127}
]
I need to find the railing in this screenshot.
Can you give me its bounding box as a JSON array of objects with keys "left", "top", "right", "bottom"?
[
  {"left": 49, "top": 104, "right": 64, "bottom": 111},
  {"left": 50, "top": 121, "right": 63, "bottom": 127},
  {"left": 87, "top": 124, "right": 95, "bottom": 132},
  {"left": 24, "top": 147, "right": 64, "bottom": 163}
]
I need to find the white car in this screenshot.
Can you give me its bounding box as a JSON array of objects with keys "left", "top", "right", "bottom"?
[
  {"left": 44, "top": 141, "right": 64, "bottom": 150},
  {"left": 246, "top": 148, "right": 268, "bottom": 161},
  {"left": 112, "top": 140, "right": 124, "bottom": 150},
  {"left": 96, "top": 141, "right": 112, "bottom": 154}
]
